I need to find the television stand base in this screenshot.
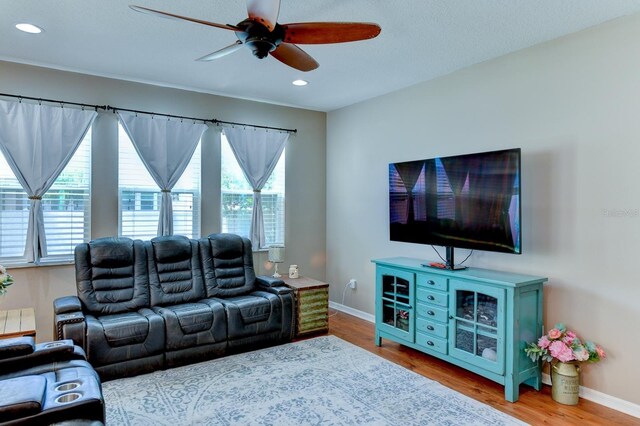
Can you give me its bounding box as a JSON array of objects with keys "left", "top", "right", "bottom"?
[
  {"left": 446, "top": 264, "right": 468, "bottom": 271},
  {"left": 421, "top": 262, "right": 468, "bottom": 271}
]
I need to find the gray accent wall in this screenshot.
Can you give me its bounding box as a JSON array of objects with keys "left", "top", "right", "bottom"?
[
  {"left": 0, "top": 60, "right": 326, "bottom": 341},
  {"left": 327, "top": 13, "right": 640, "bottom": 405}
]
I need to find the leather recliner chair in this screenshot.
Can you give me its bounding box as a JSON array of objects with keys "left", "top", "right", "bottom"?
[
  {"left": 199, "top": 233, "right": 295, "bottom": 351},
  {"left": 72, "top": 237, "right": 165, "bottom": 379},
  {"left": 146, "top": 235, "right": 227, "bottom": 368},
  {"left": 0, "top": 336, "right": 104, "bottom": 425}
]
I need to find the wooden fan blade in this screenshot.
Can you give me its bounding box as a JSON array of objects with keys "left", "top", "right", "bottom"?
[
  {"left": 270, "top": 43, "right": 318, "bottom": 72},
  {"left": 246, "top": 0, "right": 280, "bottom": 32},
  {"left": 196, "top": 41, "right": 244, "bottom": 61},
  {"left": 129, "top": 5, "right": 239, "bottom": 31},
  {"left": 282, "top": 22, "right": 381, "bottom": 44}
]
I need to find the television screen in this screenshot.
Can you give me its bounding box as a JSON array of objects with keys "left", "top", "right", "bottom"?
[{"left": 389, "top": 148, "right": 521, "bottom": 254}]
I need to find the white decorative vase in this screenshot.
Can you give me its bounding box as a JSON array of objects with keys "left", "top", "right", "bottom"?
[{"left": 551, "top": 362, "right": 580, "bottom": 405}]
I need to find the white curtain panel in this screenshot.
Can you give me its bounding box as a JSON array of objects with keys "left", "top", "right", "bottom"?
[
  {"left": 117, "top": 112, "right": 208, "bottom": 236},
  {"left": 224, "top": 127, "right": 288, "bottom": 249},
  {"left": 0, "top": 99, "right": 97, "bottom": 263}
]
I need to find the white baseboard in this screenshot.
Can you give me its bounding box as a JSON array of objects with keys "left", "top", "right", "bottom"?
[
  {"left": 329, "top": 302, "right": 639, "bottom": 419},
  {"left": 328, "top": 301, "right": 375, "bottom": 323},
  {"left": 542, "top": 373, "right": 639, "bottom": 418}
]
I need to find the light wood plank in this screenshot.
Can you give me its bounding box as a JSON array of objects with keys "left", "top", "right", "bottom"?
[
  {"left": 0, "top": 308, "right": 36, "bottom": 338},
  {"left": 4, "top": 309, "right": 21, "bottom": 334},
  {"left": 20, "top": 308, "right": 36, "bottom": 335},
  {"left": 0, "top": 310, "right": 7, "bottom": 334}
]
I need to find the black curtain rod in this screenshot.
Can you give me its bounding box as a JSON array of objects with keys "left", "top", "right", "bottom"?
[
  {"left": 107, "top": 106, "right": 211, "bottom": 124},
  {"left": 212, "top": 119, "right": 296, "bottom": 134},
  {"left": 0, "top": 92, "right": 107, "bottom": 111},
  {"left": 0, "top": 92, "right": 297, "bottom": 134}
]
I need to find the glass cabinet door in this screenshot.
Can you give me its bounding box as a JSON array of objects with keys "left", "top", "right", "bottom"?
[
  {"left": 449, "top": 280, "right": 505, "bottom": 374},
  {"left": 376, "top": 267, "right": 414, "bottom": 342}
]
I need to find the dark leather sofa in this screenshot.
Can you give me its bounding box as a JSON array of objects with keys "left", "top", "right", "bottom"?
[
  {"left": 53, "top": 233, "right": 295, "bottom": 381},
  {"left": 0, "top": 336, "right": 104, "bottom": 425}
]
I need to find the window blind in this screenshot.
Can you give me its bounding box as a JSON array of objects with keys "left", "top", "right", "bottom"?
[
  {"left": 118, "top": 124, "right": 201, "bottom": 239},
  {"left": 220, "top": 135, "right": 284, "bottom": 246},
  {"left": 0, "top": 133, "right": 91, "bottom": 261}
]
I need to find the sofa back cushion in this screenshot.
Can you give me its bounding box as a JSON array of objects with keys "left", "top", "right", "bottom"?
[
  {"left": 75, "top": 237, "right": 150, "bottom": 315},
  {"left": 200, "top": 233, "right": 256, "bottom": 298},
  {"left": 147, "top": 236, "right": 205, "bottom": 306}
]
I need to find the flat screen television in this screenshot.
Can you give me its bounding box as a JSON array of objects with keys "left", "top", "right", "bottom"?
[{"left": 389, "top": 148, "right": 521, "bottom": 268}]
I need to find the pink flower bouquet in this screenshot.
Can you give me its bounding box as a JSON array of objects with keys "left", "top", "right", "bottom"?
[{"left": 525, "top": 323, "right": 606, "bottom": 364}]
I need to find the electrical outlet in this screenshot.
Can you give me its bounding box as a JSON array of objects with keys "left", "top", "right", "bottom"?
[{"left": 349, "top": 279, "right": 357, "bottom": 289}]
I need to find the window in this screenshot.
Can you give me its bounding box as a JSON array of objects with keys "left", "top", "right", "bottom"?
[
  {"left": 220, "top": 134, "right": 285, "bottom": 246},
  {"left": 0, "top": 154, "right": 28, "bottom": 260},
  {"left": 118, "top": 124, "right": 201, "bottom": 240},
  {"left": 0, "top": 132, "right": 91, "bottom": 262}
]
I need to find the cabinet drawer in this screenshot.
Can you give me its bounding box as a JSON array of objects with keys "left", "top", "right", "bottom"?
[
  {"left": 298, "top": 288, "right": 328, "bottom": 302},
  {"left": 416, "top": 303, "right": 448, "bottom": 323},
  {"left": 416, "top": 288, "right": 448, "bottom": 307},
  {"left": 299, "top": 318, "right": 328, "bottom": 334},
  {"left": 416, "top": 332, "right": 447, "bottom": 355},
  {"left": 416, "top": 273, "right": 448, "bottom": 291},
  {"left": 416, "top": 318, "right": 447, "bottom": 339}
]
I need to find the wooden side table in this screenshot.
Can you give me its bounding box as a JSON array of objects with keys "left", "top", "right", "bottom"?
[
  {"left": 280, "top": 276, "right": 329, "bottom": 337},
  {"left": 0, "top": 307, "right": 36, "bottom": 339}
]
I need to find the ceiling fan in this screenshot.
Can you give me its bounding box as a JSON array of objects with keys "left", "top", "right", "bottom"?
[{"left": 130, "top": 0, "right": 381, "bottom": 72}]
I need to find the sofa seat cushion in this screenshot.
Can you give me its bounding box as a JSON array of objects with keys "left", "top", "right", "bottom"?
[
  {"left": 153, "top": 300, "right": 227, "bottom": 351},
  {"left": 217, "top": 291, "right": 283, "bottom": 340},
  {"left": 101, "top": 313, "right": 151, "bottom": 347},
  {"left": 0, "top": 375, "right": 45, "bottom": 422},
  {"left": 85, "top": 308, "right": 164, "bottom": 366}
]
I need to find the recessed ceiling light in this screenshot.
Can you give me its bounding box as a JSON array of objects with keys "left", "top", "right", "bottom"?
[
  {"left": 292, "top": 79, "right": 308, "bottom": 86},
  {"left": 15, "top": 23, "right": 43, "bottom": 34}
]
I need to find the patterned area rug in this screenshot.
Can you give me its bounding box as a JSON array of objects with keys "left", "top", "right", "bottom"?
[{"left": 103, "top": 336, "right": 525, "bottom": 425}]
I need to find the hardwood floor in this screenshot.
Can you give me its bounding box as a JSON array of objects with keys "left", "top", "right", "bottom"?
[{"left": 324, "top": 311, "right": 639, "bottom": 425}]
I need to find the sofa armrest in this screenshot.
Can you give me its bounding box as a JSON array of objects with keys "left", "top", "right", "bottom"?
[
  {"left": 54, "top": 296, "right": 86, "bottom": 348},
  {"left": 254, "top": 281, "right": 296, "bottom": 341},
  {"left": 258, "top": 285, "right": 293, "bottom": 296},
  {"left": 256, "top": 276, "right": 286, "bottom": 288},
  {"left": 55, "top": 311, "right": 86, "bottom": 348},
  {"left": 54, "top": 296, "right": 83, "bottom": 315},
  {"left": 256, "top": 276, "right": 293, "bottom": 297}
]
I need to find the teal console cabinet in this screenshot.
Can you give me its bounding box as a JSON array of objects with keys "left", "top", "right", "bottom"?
[{"left": 373, "top": 257, "right": 547, "bottom": 402}]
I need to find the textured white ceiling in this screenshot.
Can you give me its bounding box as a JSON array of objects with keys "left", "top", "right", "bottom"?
[{"left": 2, "top": 1, "right": 640, "bottom": 111}]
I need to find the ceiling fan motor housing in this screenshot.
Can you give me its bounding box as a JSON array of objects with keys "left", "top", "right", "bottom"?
[{"left": 236, "top": 19, "right": 285, "bottom": 59}]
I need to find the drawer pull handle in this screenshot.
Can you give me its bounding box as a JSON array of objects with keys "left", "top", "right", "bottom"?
[
  {"left": 449, "top": 315, "right": 454, "bottom": 320},
  {"left": 427, "top": 310, "right": 434, "bottom": 316},
  {"left": 427, "top": 280, "right": 435, "bottom": 285},
  {"left": 427, "top": 295, "right": 435, "bottom": 301},
  {"left": 427, "top": 325, "right": 434, "bottom": 331},
  {"left": 427, "top": 341, "right": 434, "bottom": 346}
]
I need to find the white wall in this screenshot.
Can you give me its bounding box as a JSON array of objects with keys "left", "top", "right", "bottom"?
[
  {"left": 327, "top": 14, "right": 640, "bottom": 405},
  {"left": 0, "top": 61, "right": 326, "bottom": 342}
]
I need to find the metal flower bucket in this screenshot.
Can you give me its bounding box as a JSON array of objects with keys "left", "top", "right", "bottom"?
[{"left": 551, "top": 362, "right": 580, "bottom": 405}]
